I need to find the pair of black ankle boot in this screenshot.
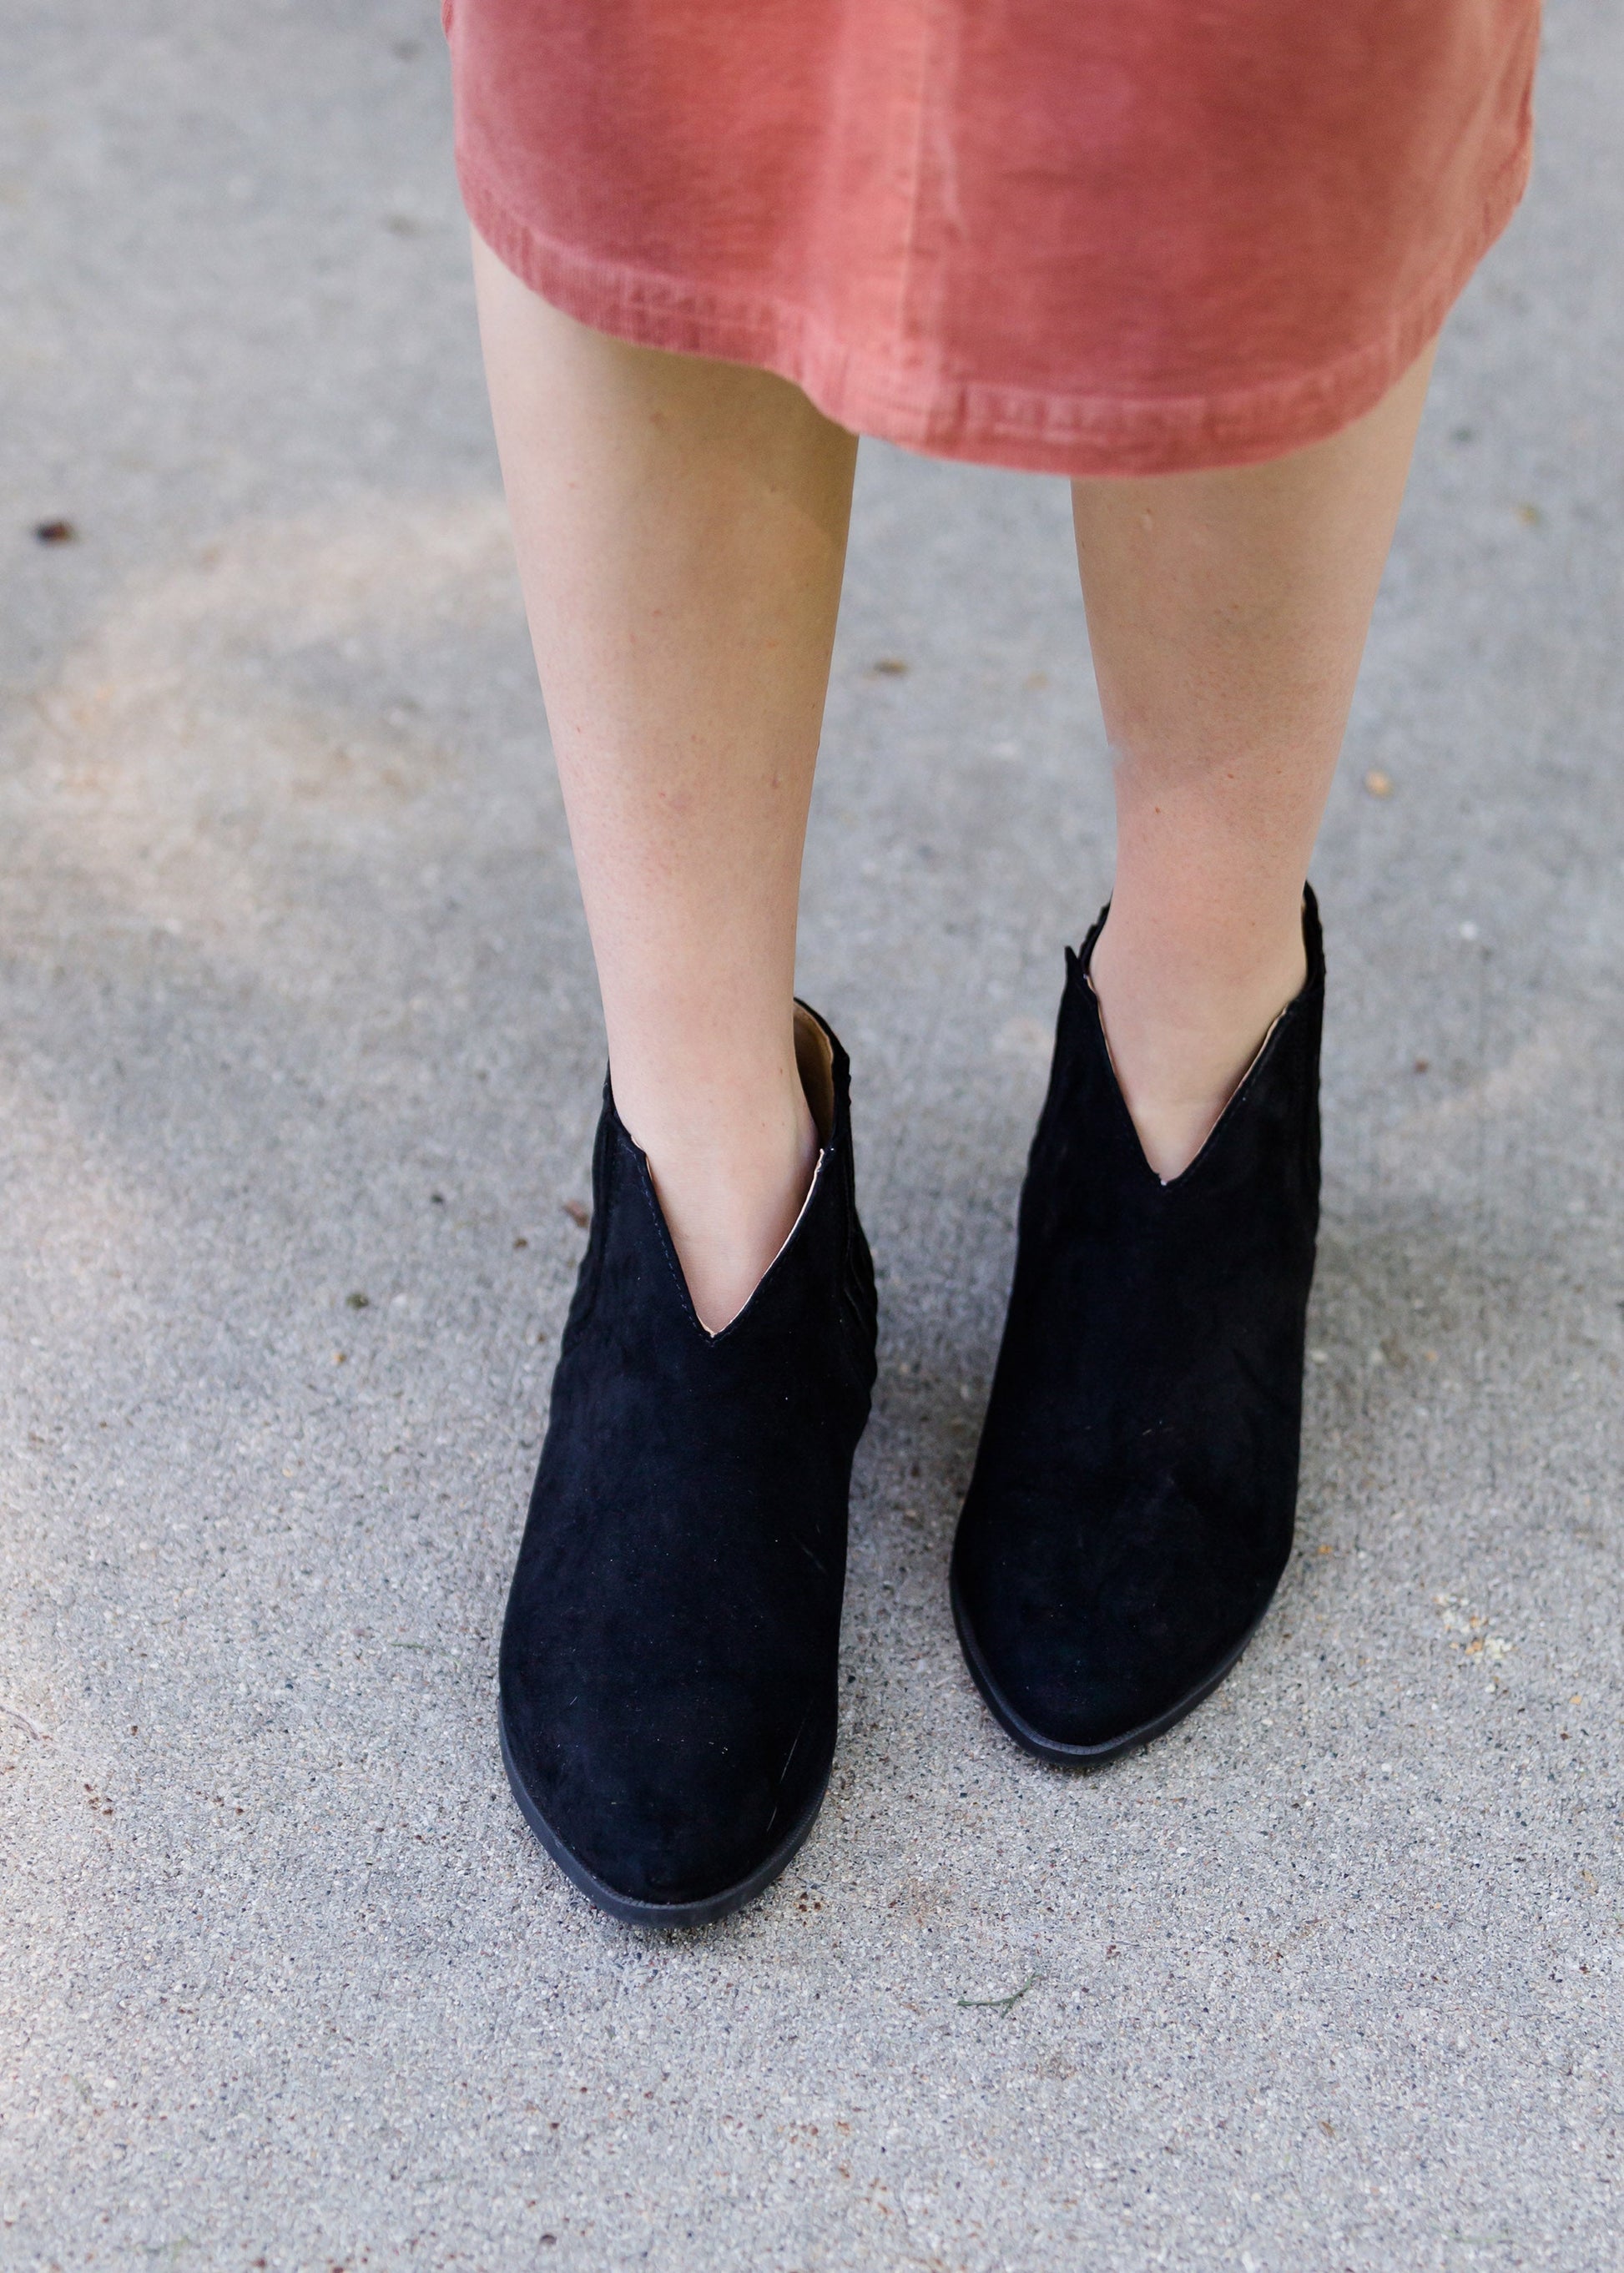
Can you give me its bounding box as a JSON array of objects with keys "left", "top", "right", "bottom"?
[{"left": 499, "top": 894, "right": 1325, "bottom": 1925}]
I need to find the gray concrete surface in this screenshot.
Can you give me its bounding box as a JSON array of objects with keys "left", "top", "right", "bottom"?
[{"left": 3, "top": 3, "right": 1623, "bottom": 2267}]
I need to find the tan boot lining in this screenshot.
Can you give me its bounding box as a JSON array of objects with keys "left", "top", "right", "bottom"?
[
  {"left": 793, "top": 1004, "right": 836, "bottom": 1145},
  {"left": 733, "top": 1006, "right": 834, "bottom": 1308}
]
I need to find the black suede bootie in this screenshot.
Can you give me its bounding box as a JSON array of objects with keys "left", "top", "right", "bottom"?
[
  {"left": 499, "top": 1005, "right": 877, "bottom": 1925},
  {"left": 952, "top": 890, "right": 1324, "bottom": 1764}
]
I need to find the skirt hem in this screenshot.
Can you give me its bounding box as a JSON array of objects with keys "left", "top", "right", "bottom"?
[{"left": 457, "top": 129, "right": 1532, "bottom": 477}]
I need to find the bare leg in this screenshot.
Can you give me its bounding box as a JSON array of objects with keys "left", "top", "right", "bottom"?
[
  {"left": 1075, "top": 348, "right": 1435, "bottom": 1180},
  {"left": 473, "top": 239, "right": 858, "bottom": 1328}
]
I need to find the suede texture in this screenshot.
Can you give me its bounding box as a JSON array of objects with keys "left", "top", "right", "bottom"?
[
  {"left": 953, "top": 892, "right": 1324, "bottom": 1756},
  {"left": 499, "top": 1005, "right": 877, "bottom": 1913}
]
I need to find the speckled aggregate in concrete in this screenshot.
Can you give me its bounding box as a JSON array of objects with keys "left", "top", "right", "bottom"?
[{"left": 3, "top": 4, "right": 1622, "bottom": 2269}]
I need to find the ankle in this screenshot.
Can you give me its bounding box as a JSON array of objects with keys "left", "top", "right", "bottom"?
[
  {"left": 1088, "top": 906, "right": 1306, "bottom": 1181},
  {"left": 623, "top": 1071, "right": 819, "bottom": 1333}
]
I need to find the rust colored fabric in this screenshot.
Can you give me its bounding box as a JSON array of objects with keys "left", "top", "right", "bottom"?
[{"left": 445, "top": 0, "right": 1539, "bottom": 476}]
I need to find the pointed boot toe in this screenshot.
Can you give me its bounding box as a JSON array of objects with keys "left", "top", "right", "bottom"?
[
  {"left": 953, "top": 892, "right": 1324, "bottom": 1764},
  {"left": 499, "top": 1005, "right": 877, "bottom": 1924}
]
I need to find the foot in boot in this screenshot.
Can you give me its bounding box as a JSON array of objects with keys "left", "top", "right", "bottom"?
[
  {"left": 951, "top": 890, "right": 1324, "bottom": 1762},
  {"left": 499, "top": 1004, "right": 877, "bottom": 1923}
]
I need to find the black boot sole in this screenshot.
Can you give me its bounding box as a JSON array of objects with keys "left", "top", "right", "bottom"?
[
  {"left": 950, "top": 1565, "right": 1272, "bottom": 1768},
  {"left": 498, "top": 1703, "right": 832, "bottom": 1928}
]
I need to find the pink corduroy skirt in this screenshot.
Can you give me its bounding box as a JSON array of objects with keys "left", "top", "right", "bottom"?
[{"left": 444, "top": 0, "right": 1540, "bottom": 477}]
